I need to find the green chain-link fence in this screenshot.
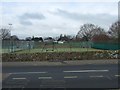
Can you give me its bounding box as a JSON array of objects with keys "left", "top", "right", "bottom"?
[
  {"left": 2, "top": 40, "right": 120, "bottom": 53},
  {"left": 2, "top": 40, "right": 35, "bottom": 53},
  {"left": 2, "top": 40, "right": 94, "bottom": 53}
]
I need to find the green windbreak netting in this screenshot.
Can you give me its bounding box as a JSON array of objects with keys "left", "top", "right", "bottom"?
[{"left": 92, "top": 42, "right": 120, "bottom": 50}]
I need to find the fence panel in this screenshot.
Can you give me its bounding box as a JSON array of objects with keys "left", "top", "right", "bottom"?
[
  {"left": 2, "top": 40, "right": 35, "bottom": 53},
  {"left": 92, "top": 42, "right": 120, "bottom": 50}
]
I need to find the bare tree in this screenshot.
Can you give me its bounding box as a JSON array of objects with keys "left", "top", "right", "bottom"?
[
  {"left": 92, "top": 34, "right": 110, "bottom": 43},
  {"left": 0, "top": 28, "right": 11, "bottom": 40},
  {"left": 108, "top": 21, "right": 120, "bottom": 39},
  {"left": 76, "top": 23, "right": 105, "bottom": 41}
]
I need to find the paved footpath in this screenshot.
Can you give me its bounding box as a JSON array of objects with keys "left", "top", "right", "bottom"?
[{"left": 2, "top": 59, "right": 119, "bottom": 67}]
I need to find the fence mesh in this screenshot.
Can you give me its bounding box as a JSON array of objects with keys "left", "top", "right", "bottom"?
[
  {"left": 2, "top": 40, "right": 35, "bottom": 53},
  {"left": 2, "top": 40, "right": 94, "bottom": 53},
  {"left": 1, "top": 40, "right": 120, "bottom": 53}
]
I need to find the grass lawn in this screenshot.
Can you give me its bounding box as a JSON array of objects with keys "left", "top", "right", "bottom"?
[
  {"left": 2, "top": 48, "right": 22, "bottom": 53},
  {"left": 1, "top": 49, "right": 10, "bottom": 53},
  {"left": 13, "top": 48, "right": 103, "bottom": 53}
]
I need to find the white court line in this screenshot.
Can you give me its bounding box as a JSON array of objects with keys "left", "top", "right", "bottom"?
[
  {"left": 89, "top": 75, "right": 104, "bottom": 78},
  {"left": 12, "top": 77, "right": 26, "bottom": 80},
  {"left": 63, "top": 70, "right": 109, "bottom": 73},
  {"left": 9, "top": 72, "right": 47, "bottom": 75},
  {"left": 64, "top": 76, "right": 78, "bottom": 79},
  {"left": 38, "top": 77, "right": 52, "bottom": 79}
]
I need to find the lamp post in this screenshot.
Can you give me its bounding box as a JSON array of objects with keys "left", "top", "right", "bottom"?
[{"left": 8, "top": 23, "right": 12, "bottom": 53}]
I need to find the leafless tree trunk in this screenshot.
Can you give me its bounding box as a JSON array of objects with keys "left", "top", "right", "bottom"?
[{"left": 0, "top": 28, "right": 10, "bottom": 40}]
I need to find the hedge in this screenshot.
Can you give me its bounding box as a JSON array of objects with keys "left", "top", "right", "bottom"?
[{"left": 2, "top": 50, "right": 119, "bottom": 62}]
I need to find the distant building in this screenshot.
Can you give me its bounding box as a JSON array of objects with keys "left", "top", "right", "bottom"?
[
  {"left": 44, "top": 37, "right": 54, "bottom": 43},
  {"left": 58, "top": 41, "right": 64, "bottom": 44}
]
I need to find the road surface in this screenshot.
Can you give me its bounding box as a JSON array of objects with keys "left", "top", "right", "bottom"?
[{"left": 2, "top": 64, "right": 119, "bottom": 89}]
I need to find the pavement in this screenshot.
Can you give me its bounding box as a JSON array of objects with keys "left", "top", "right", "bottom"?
[
  {"left": 2, "top": 59, "right": 118, "bottom": 67},
  {"left": 2, "top": 59, "right": 119, "bottom": 89}
]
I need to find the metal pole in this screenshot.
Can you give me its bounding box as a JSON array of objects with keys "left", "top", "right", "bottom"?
[{"left": 8, "top": 23, "right": 12, "bottom": 53}]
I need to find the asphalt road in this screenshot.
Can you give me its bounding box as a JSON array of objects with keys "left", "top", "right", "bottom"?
[{"left": 2, "top": 64, "right": 119, "bottom": 89}]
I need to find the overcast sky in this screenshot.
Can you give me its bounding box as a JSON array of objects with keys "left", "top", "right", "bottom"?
[{"left": 0, "top": 0, "right": 118, "bottom": 39}]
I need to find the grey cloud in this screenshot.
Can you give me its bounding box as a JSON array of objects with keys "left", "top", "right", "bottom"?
[
  {"left": 19, "top": 13, "right": 45, "bottom": 26},
  {"left": 19, "top": 13, "right": 45, "bottom": 20},
  {"left": 19, "top": 20, "right": 33, "bottom": 26},
  {"left": 51, "top": 8, "right": 117, "bottom": 25}
]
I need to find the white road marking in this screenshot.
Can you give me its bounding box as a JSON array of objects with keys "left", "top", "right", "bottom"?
[
  {"left": 38, "top": 77, "right": 52, "bottom": 79},
  {"left": 64, "top": 76, "right": 78, "bottom": 79},
  {"left": 115, "top": 75, "right": 120, "bottom": 77},
  {"left": 89, "top": 75, "right": 104, "bottom": 78},
  {"left": 12, "top": 77, "right": 26, "bottom": 80},
  {"left": 9, "top": 72, "right": 47, "bottom": 75},
  {"left": 63, "top": 70, "right": 109, "bottom": 73}
]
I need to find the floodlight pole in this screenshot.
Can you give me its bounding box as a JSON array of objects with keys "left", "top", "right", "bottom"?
[{"left": 8, "top": 23, "right": 12, "bottom": 53}]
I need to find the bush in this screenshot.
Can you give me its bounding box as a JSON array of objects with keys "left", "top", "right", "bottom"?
[{"left": 2, "top": 51, "right": 119, "bottom": 62}]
